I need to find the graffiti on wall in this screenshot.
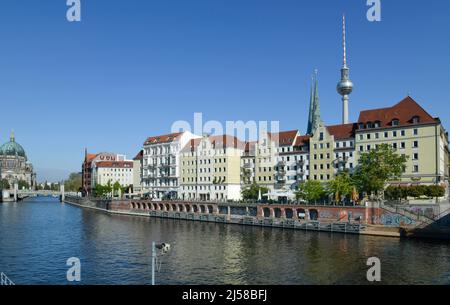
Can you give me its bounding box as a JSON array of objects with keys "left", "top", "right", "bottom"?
[{"left": 378, "top": 214, "right": 415, "bottom": 226}]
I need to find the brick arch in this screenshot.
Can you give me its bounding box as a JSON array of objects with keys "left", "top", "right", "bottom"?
[
  {"left": 263, "top": 207, "right": 270, "bottom": 218},
  {"left": 285, "top": 208, "right": 294, "bottom": 219},
  {"left": 185, "top": 204, "right": 191, "bottom": 212}
]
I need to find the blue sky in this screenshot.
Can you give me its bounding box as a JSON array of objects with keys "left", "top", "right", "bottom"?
[{"left": 0, "top": 0, "right": 449, "bottom": 182}]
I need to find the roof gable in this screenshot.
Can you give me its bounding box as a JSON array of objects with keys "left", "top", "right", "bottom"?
[{"left": 357, "top": 96, "right": 436, "bottom": 129}]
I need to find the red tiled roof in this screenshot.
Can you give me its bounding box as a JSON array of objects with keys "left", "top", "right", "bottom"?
[
  {"left": 208, "top": 135, "right": 246, "bottom": 149},
  {"left": 357, "top": 96, "right": 436, "bottom": 128},
  {"left": 244, "top": 141, "right": 257, "bottom": 153},
  {"left": 268, "top": 130, "right": 299, "bottom": 146},
  {"left": 180, "top": 138, "right": 201, "bottom": 153},
  {"left": 86, "top": 153, "right": 97, "bottom": 162},
  {"left": 133, "top": 150, "right": 143, "bottom": 160},
  {"left": 327, "top": 123, "right": 356, "bottom": 140},
  {"left": 294, "top": 135, "right": 310, "bottom": 146},
  {"left": 144, "top": 132, "right": 183, "bottom": 146},
  {"left": 95, "top": 161, "right": 133, "bottom": 168}
]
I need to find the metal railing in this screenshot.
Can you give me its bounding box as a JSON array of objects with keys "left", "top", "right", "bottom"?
[{"left": 1, "top": 272, "right": 15, "bottom": 285}]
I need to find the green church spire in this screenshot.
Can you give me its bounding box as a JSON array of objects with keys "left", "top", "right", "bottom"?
[{"left": 307, "top": 70, "right": 322, "bottom": 135}]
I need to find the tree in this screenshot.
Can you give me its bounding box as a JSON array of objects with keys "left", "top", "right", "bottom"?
[
  {"left": 296, "top": 180, "right": 325, "bottom": 203},
  {"left": 326, "top": 172, "right": 355, "bottom": 203},
  {"left": 64, "top": 172, "right": 82, "bottom": 192},
  {"left": 241, "top": 183, "right": 268, "bottom": 201},
  {"left": 0, "top": 179, "right": 10, "bottom": 190},
  {"left": 353, "top": 144, "right": 408, "bottom": 198}
]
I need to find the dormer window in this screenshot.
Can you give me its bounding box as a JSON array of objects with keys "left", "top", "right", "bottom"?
[
  {"left": 358, "top": 123, "right": 365, "bottom": 130},
  {"left": 367, "top": 122, "right": 373, "bottom": 128},
  {"left": 392, "top": 119, "right": 400, "bottom": 126},
  {"left": 412, "top": 116, "right": 420, "bottom": 124},
  {"left": 374, "top": 121, "right": 381, "bottom": 128}
]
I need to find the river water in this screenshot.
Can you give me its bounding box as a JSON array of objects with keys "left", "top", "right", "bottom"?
[{"left": 0, "top": 197, "right": 448, "bottom": 285}]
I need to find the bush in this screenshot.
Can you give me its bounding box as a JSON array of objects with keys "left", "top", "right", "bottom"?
[{"left": 385, "top": 185, "right": 446, "bottom": 200}]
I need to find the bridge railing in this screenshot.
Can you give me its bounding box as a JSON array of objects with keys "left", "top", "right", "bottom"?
[{"left": 0, "top": 272, "right": 15, "bottom": 285}]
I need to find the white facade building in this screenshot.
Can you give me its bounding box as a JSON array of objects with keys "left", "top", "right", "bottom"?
[
  {"left": 92, "top": 160, "right": 134, "bottom": 189},
  {"left": 142, "top": 131, "right": 201, "bottom": 199}
]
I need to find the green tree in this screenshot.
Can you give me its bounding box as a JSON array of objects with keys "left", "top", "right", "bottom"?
[
  {"left": 64, "top": 172, "right": 82, "bottom": 192},
  {"left": 326, "top": 172, "right": 355, "bottom": 203},
  {"left": 0, "top": 179, "right": 10, "bottom": 190},
  {"left": 353, "top": 144, "right": 408, "bottom": 198},
  {"left": 17, "top": 180, "right": 30, "bottom": 190},
  {"left": 241, "top": 183, "right": 268, "bottom": 201},
  {"left": 296, "top": 180, "right": 325, "bottom": 203}
]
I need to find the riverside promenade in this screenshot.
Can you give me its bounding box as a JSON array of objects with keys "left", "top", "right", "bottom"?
[{"left": 63, "top": 196, "right": 450, "bottom": 239}]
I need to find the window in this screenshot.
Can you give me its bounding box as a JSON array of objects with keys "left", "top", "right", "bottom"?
[
  {"left": 359, "top": 135, "right": 364, "bottom": 140},
  {"left": 359, "top": 123, "right": 365, "bottom": 129},
  {"left": 413, "top": 141, "right": 419, "bottom": 148},
  {"left": 375, "top": 133, "right": 379, "bottom": 139},
  {"left": 413, "top": 165, "right": 419, "bottom": 173},
  {"left": 359, "top": 146, "right": 363, "bottom": 152},
  {"left": 413, "top": 129, "right": 418, "bottom": 136},
  {"left": 401, "top": 130, "right": 406, "bottom": 136},
  {"left": 384, "top": 132, "right": 389, "bottom": 138},
  {"left": 413, "top": 153, "right": 419, "bottom": 160},
  {"left": 392, "top": 119, "right": 399, "bottom": 126},
  {"left": 393, "top": 131, "right": 397, "bottom": 137},
  {"left": 400, "top": 142, "right": 406, "bottom": 149},
  {"left": 367, "top": 134, "right": 371, "bottom": 140},
  {"left": 319, "top": 132, "right": 324, "bottom": 141},
  {"left": 412, "top": 116, "right": 420, "bottom": 124}
]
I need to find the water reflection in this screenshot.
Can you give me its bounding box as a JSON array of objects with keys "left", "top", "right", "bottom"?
[{"left": 0, "top": 197, "right": 448, "bottom": 285}]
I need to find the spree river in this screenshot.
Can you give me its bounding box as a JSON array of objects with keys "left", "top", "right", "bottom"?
[{"left": 0, "top": 197, "right": 448, "bottom": 285}]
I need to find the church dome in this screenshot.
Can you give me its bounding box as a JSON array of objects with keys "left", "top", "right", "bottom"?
[{"left": 0, "top": 131, "right": 27, "bottom": 159}]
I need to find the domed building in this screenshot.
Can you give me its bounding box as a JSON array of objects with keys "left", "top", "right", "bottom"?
[{"left": 0, "top": 131, "right": 36, "bottom": 190}]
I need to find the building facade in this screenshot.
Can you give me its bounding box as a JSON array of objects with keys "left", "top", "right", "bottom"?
[
  {"left": 132, "top": 150, "right": 143, "bottom": 194},
  {"left": 180, "top": 135, "right": 245, "bottom": 201},
  {"left": 81, "top": 151, "right": 128, "bottom": 196},
  {"left": 91, "top": 160, "right": 134, "bottom": 189},
  {"left": 142, "top": 131, "right": 200, "bottom": 199}
]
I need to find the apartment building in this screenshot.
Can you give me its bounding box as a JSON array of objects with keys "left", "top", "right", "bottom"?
[
  {"left": 142, "top": 131, "right": 200, "bottom": 199},
  {"left": 91, "top": 160, "right": 134, "bottom": 189},
  {"left": 354, "top": 96, "right": 449, "bottom": 186},
  {"left": 180, "top": 135, "right": 245, "bottom": 201}
]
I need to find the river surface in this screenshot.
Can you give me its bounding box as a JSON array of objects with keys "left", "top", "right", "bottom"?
[{"left": 0, "top": 197, "right": 448, "bottom": 285}]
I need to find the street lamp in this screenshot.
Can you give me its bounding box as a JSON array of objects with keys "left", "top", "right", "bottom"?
[{"left": 151, "top": 242, "right": 171, "bottom": 285}]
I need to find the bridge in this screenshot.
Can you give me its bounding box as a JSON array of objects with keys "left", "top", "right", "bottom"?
[{"left": 1, "top": 184, "right": 78, "bottom": 202}]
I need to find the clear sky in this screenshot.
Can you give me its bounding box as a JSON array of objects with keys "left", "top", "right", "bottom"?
[{"left": 0, "top": 0, "right": 449, "bottom": 182}]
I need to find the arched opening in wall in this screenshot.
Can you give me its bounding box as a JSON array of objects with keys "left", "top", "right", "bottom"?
[
  {"left": 285, "top": 208, "right": 293, "bottom": 219},
  {"left": 193, "top": 205, "right": 198, "bottom": 213},
  {"left": 172, "top": 204, "right": 177, "bottom": 211},
  {"left": 136, "top": 202, "right": 141, "bottom": 210},
  {"left": 153, "top": 203, "right": 158, "bottom": 210},
  {"left": 274, "top": 208, "right": 282, "bottom": 218},
  {"left": 131, "top": 202, "right": 135, "bottom": 209},
  {"left": 185, "top": 205, "right": 191, "bottom": 212},
  {"left": 165, "top": 204, "right": 170, "bottom": 211},
  {"left": 159, "top": 203, "right": 164, "bottom": 211},
  {"left": 146, "top": 203, "right": 151, "bottom": 210},
  {"left": 297, "top": 208, "right": 306, "bottom": 220},
  {"left": 200, "top": 205, "right": 206, "bottom": 213},
  {"left": 309, "top": 209, "right": 319, "bottom": 221},
  {"left": 263, "top": 207, "right": 270, "bottom": 218},
  {"left": 207, "top": 205, "right": 214, "bottom": 214}
]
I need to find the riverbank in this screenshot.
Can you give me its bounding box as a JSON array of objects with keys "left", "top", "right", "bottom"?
[{"left": 63, "top": 196, "right": 409, "bottom": 238}]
